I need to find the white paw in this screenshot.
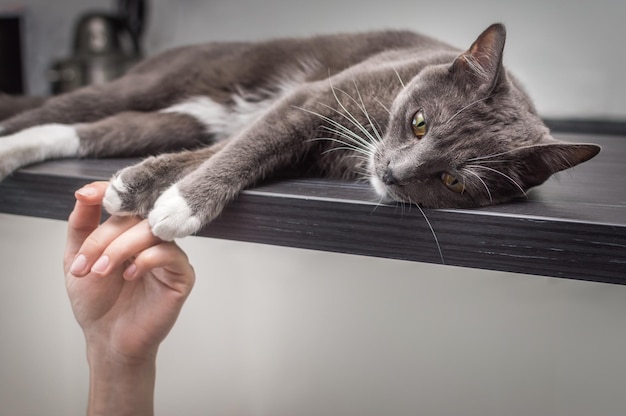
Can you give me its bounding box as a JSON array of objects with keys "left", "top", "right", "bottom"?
[
  {"left": 0, "top": 124, "right": 79, "bottom": 180},
  {"left": 102, "top": 174, "right": 130, "bottom": 215},
  {"left": 148, "top": 185, "right": 203, "bottom": 241}
]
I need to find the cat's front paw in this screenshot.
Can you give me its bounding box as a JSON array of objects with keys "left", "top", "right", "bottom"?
[
  {"left": 103, "top": 157, "right": 173, "bottom": 217},
  {"left": 103, "top": 170, "right": 155, "bottom": 217},
  {"left": 148, "top": 185, "right": 204, "bottom": 241},
  {"left": 103, "top": 174, "right": 135, "bottom": 215}
]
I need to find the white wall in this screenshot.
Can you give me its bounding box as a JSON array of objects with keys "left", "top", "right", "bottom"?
[
  {"left": 3, "top": 214, "right": 626, "bottom": 416},
  {"left": 2, "top": 1, "right": 626, "bottom": 415},
  {"left": 6, "top": 0, "right": 626, "bottom": 119}
]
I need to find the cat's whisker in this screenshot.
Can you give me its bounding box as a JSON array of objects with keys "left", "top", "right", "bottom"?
[
  {"left": 349, "top": 75, "right": 384, "bottom": 145},
  {"left": 327, "top": 77, "right": 381, "bottom": 147},
  {"left": 374, "top": 98, "right": 391, "bottom": 115},
  {"left": 324, "top": 103, "right": 379, "bottom": 151},
  {"left": 445, "top": 95, "right": 492, "bottom": 126},
  {"left": 314, "top": 126, "right": 377, "bottom": 162},
  {"left": 328, "top": 78, "right": 369, "bottom": 129},
  {"left": 294, "top": 105, "right": 360, "bottom": 143},
  {"left": 462, "top": 167, "right": 493, "bottom": 202},
  {"left": 369, "top": 193, "right": 388, "bottom": 215},
  {"left": 294, "top": 105, "right": 373, "bottom": 154},
  {"left": 466, "top": 159, "right": 510, "bottom": 165},
  {"left": 319, "top": 122, "right": 374, "bottom": 149},
  {"left": 467, "top": 152, "right": 513, "bottom": 162},
  {"left": 318, "top": 125, "right": 373, "bottom": 154},
  {"left": 321, "top": 146, "right": 372, "bottom": 158},
  {"left": 331, "top": 85, "right": 368, "bottom": 115},
  {"left": 399, "top": 200, "right": 407, "bottom": 217},
  {"left": 407, "top": 196, "right": 445, "bottom": 265},
  {"left": 467, "top": 164, "right": 527, "bottom": 197},
  {"left": 323, "top": 151, "right": 372, "bottom": 166},
  {"left": 332, "top": 67, "right": 386, "bottom": 141},
  {"left": 315, "top": 102, "right": 377, "bottom": 149},
  {"left": 314, "top": 77, "right": 386, "bottom": 151},
  {"left": 312, "top": 137, "right": 373, "bottom": 157},
  {"left": 467, "top": 143, "right": 556, "bottom": 163},
  {"left": 391, "top": 63, "right": 406, "bottom": 88},
  {"left": 353, "top": 166, "right": 373, "bottom": 182},
  {"left": 368, "top": 119, "right": 386, "bottom": 144}
]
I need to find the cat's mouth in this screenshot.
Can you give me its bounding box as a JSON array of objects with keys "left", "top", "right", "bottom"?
[
  {"left": 368, "top": 155, "right": 412, "bottom": 204},
  {"left": 369, "top": 173, "right": 408, "bottom": 204}
]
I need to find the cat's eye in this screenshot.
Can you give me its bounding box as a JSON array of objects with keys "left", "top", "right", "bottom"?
[
  {"left": 411, "top": 110, "right": 427, "bottom": 138},
  {"left": 441, "top": 172, "right": 465, "bottom": 193}
]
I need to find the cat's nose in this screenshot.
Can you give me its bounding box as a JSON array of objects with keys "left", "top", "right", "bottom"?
[{"left": 382, "top": 169, "right": 399, "bottom": 186}]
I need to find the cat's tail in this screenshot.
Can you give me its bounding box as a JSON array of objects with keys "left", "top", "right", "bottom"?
[{"left": 0, "top": 93, "right": 47, "bottom": 123}]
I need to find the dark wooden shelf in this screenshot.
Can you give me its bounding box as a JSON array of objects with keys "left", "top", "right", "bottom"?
[{"left": 0, "top": 132, "right": 624, "bottom": 285}]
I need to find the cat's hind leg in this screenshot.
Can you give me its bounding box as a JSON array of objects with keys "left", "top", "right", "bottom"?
[
  {"left": 0, "top": 73, "right": 169, "bottom": 135},
  {"left": 0, "top": 109, "right": 212, "bottom": 181},
  {"left": 0, "top": 124, "right": 82, "bottom": 178},
  {"left": 0, "top": 93, "right": 46, "bottom": 124}
]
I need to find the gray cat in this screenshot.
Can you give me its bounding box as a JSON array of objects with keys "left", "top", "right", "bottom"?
[{"left": 0, "top": 24, "right": 600, "bottom": 240}]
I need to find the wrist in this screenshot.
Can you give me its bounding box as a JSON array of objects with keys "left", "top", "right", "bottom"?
[
  {"left": 86, "top": 341, "right": 158, "bottom": 368},
  {"left": 86, "top": 345, "right": 157, "bottom": 416}
]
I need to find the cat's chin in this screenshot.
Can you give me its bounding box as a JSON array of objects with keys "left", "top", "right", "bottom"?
[{"left": 369, "top": 174, "right": 397, "bottom": 204}]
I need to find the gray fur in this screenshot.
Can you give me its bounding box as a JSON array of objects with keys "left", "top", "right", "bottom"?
[{"left": 0, "top": 24, "right": 600, "bottom": 240}]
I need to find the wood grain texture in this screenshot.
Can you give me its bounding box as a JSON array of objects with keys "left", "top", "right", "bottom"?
[{"left": 0, "top": 133, "right": 624, "bottom": 284}]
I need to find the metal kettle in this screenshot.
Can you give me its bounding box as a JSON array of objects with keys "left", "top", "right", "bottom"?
[{"left": 49, "top": 0, "right": 146, "bottom": 94}]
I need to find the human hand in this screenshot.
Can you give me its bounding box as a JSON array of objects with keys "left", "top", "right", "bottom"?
[
  {"left": 64, "top": 181, "right": 195, "bottom": 362},
  {"left": 64, "top": 181, "right": 195, "bottom": 416}
]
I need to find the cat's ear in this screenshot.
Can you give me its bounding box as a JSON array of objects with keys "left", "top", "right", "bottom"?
[
  {"left": 510, "top": 141, "right": 601, "bottom": 188},
  {"left": 451, "top": 23, "right": 506, "bottom": 94}
]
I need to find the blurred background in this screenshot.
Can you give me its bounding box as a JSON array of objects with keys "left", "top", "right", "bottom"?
[{"left": 1, "top": 1, "right": 625, "bottom": 415}]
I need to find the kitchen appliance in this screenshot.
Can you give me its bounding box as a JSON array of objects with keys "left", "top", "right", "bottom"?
[{"left": 49, "top": 0, "right": 146, "bottom": 94}]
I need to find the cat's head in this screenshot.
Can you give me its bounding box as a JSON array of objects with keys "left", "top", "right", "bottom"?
[{"left": 370, "top": 23, "right": 600, "bottom": 208}]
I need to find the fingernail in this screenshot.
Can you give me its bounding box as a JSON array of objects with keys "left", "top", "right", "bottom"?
[
  {"left": 91, "top": 255, "right": 110, "bottom": 274},
  {"left": 76, "top": 186, "right": 96, "bottom": 197},
  {"left": 70, "top": 254, "right": 87, "bottom": 275},
  {"left": 124, "top": 263, "right": 137, "bottom": 280}
]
